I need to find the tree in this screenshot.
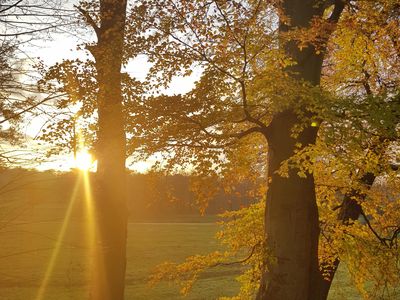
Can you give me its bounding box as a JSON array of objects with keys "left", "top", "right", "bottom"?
[
  {"left": 37, "top": 0, "right": 152, "bottom": 298},
  {"left": 0, "top": 0, "right": 81, "bottom": 166},
  {"left": 36, "top": 0, "right": 154, "bottom": 297},
  {"left": 256, "top": 2, "right": 345, "bottom": 298},
  {"left": 33, "top": 0, "right": 400, "bottom": 299},
  {"left": 35, "top": 1, "right": 132, "bottom": 298},
  {"left": 313, "top": 2, "right": 400, "bottom": 296},
  {"left": 129, "top": 0, "right": 399, "bottom": 299},
  {"left": 76, "top": 1, "right": 128, "bottom": 299},
  {"left": 0, "top": 41, "right": 21, "bottom": 150},
  {"left": 0, "top": 2, "right": 134, "bottom": 298},
  {"left": 0, "top": 0, "right": 76, "bottom": 38},
  {"left": 129, "top": 1, "right": 344, "bottom": 299}
]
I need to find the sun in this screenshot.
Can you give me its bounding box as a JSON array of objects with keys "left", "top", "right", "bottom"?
[{"left": 74, "top": 150, "right": 94, "bottom": 171}]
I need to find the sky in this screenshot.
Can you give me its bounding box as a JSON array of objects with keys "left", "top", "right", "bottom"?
[{"left": 16, "top": 17, "right": 202, "bottom": 172}]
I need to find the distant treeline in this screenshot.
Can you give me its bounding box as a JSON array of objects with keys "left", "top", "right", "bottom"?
[
  {"left": 127, "top": 172, "right": 258, "bottom": 220},
  {"left": 0, "top": 168, "right": 258, "bottom": 222}
]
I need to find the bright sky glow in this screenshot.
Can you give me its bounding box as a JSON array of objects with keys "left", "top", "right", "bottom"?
[
  {"left": 74, "top": 149, "right": 95, "bottom": 171},
  {"left": 14, "top": 7, "right": 201, "bottom": 173}
]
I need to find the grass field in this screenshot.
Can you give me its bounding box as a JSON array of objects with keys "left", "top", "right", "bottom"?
[
  {"left": 0, "top": 189, "right": 362, "bottom": 299},
  {"left": 0, "top": 221, "right": 242, "bottom": 300}
]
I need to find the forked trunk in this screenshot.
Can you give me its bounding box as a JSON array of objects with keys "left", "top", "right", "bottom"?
[{"left": 257, "top": 1, "right": 344, "bottom": 299}]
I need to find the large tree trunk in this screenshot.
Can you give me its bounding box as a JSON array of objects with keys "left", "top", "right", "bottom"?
[
  {"left": 89, "top": 1, "right": 128, "bottom": 299},
  {"left": 257, "top": 1, "right": 341, "bottom": 299},
  {"left": 257, "top": 112, "right": 320, "bottom": 300}
]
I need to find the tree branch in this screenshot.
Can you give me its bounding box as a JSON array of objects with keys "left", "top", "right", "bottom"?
[
  {"left": 0, "top": 93, "right": 66, "bottom": 124},
  {"left": 328, "top": 0, "right": 346, "bottom": 24},
  {"left": 0, "top": 0, "right": 23, "bottom": 14},
  {"left": 75, "top": 5, "right": 100, "bottom": 36},
  {"left": 239, "top": 80, "right": 268, "bottom": 130},
  {"left": 211, "top": 243, "right": 259, "bottom": 267}
]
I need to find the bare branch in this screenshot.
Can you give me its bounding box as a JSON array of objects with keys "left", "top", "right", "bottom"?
[
  {"left": 0, "top": 0, "right": 23, "bottom": 14},
  {"left": 0, "top": 93, "right": 67, "bottom": 124}
]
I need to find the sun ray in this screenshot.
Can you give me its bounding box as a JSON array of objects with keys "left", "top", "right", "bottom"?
[
  {"left": 35, "top": 173, "right": 82, "bottom": 300},
  {"left": 81, "top": 168, "right": 98, "bottom": 292},
  {"left": 76, "top": 123, "right": 100, "bottom": 294},
  {"left": 81, "top": 169, "right": 111, "bottom": 297},
  {"left": 36, "top": 121, "right": 102, "bottom": 299}
]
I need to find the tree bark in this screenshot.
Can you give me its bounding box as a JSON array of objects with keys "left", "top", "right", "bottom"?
[
  {"left": 257, "top": 112, "right": 320, "bottom": 300},
  {"left": 88, "top": 1, "right": 128, "bottom": 299},
  {"left": 257, "top": 1, "right": 343, "bottom": 299}
]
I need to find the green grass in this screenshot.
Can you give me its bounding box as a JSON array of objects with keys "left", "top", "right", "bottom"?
[
  {"left": 0, "top": 197, "right": 361, "bottom": 299},
  {"left": 0, "top": 219, "right": 241, "bottom": 300}
]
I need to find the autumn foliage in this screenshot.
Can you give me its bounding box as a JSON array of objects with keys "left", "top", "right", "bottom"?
[{"left": 21, "top": 0, "right": 400, "bottom": 299}]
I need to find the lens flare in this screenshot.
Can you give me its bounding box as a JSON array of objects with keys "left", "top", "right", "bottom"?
[
  {"left": 36, "top": 123, "right": 101, "bottom": 299},
  {"left": 75, "top": 150, "right": 94, "bottom": 171},
  {"left": 35, "top": 174, "right": 82, "bottom": 300},
  {"left": 81, "top": 168, "right": 98, "bottom": 291}
]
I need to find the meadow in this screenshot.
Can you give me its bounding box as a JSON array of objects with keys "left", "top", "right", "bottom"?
[
  {"left": 0, "top": 173, "right": 362, "bottom": 300},
  {"left": 0, "top": 223, "right": 361, "bottom": 299}
]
